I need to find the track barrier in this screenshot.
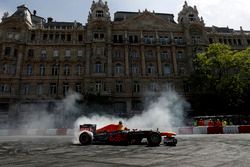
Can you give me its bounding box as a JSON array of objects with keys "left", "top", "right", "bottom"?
[
  {"left": 27, "top": 129, "right": 38, "bottom": 136},
  {"left": 0, "top": 129, "right": 8, "bottom": 136},
  {"left": 207, "top": 126, "right": 223, "bottom": 134},
  {"left": 0, "top": 126, "right": 250, "bottom": 136},
  {"left": 238, "top": 125, "right": 250, "bottom": 133},
  {"left": 223, "top": 126, "right": 239, "bottom": 134},
  {"left": 56, "top": 128, "right": 67, "bottom": 135},
  {"left": 178, "top": 127, "right": 193, "bottom": 134},
  {"left": 47, "top": 129, "right": 57, "bottom": 136},
  {"left": 193, "top": 126, "right": 208, "bottom": 134}
]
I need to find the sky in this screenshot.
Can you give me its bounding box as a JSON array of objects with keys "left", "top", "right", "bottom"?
[{"left": 0, "top": 0, "right": 250, "bottom": 30}]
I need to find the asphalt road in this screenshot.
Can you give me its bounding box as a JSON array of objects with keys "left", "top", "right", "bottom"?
[{"left": 0, "top": 134, "right": 249, "bottom": 167}]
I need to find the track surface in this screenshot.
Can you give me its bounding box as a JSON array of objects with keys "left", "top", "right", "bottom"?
[{"left": 0, "top": 134, "right": 249, "bottom": 167}]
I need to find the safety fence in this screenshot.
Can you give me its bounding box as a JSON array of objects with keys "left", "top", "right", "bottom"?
[
  {"left": 178, "top": 125, "right": 250, "bottom": 134},
  {"left": 0, "top": 126, "right": 250, "bottom": 136},
  {"left": 0, "top": 128, "right": 74, "bottom": 136}
]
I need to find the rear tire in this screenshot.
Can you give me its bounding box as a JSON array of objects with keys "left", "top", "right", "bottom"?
[
  {"left": 147, "top": 132, "right": 162, "bottom": 146},
  {"left": 79, "top": 132, "right": 92, "bottom": 145}
]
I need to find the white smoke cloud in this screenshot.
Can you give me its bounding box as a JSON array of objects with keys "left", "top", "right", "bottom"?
[
  {"left": 18, "top": 91, "right": 82, "bottom": 129},
  {"left": 75, "top": 90, "right": 187, "bottom": 132}
]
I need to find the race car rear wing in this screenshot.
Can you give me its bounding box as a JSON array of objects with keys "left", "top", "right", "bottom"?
[{"left": 80, "top": 124, "right": 96, "bottom": 132}]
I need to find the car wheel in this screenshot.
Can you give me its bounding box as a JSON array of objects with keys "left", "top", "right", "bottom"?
[
  {"left": 79, "top": 132, "right": 92, "bottom": 145},
  {"left": 147, "top": 132, "right": 162, "bottom": 146}
]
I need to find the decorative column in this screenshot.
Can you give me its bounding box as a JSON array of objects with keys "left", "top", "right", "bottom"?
[
  {"left": 156, "top": 46, "right": 162, "bottom": 76},
  {"left": 171, "top": 45, "right": 178, "bottom": 75},
  {"left": 85, "top": 44, "right": 91, "bottom": 75},
  {"left": 125, "top": 45, "right": 129, "bottom": 76},
  {"left": 107, "top": 45, "right": 112, "bottom": 76},
  {"left": 141, "top": 45, "right": 145, "bottom": 76}
]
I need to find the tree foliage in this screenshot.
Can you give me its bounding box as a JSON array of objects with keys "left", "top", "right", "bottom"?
[{"left": 189, "top": 43, "right": 250, "bottom": 115}]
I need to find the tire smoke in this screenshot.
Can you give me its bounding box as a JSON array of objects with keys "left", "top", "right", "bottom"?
[{"left": 75, "top": 90, "right": 188, "bottom": 131}]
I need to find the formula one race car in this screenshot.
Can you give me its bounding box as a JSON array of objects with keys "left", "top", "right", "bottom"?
[{"left": 77, "top": 123, "right": 177, "bottom": 146}]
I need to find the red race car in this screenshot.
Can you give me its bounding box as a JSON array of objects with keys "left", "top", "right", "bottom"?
[{"left": 77, "top": 123, "right": 177, "bottom": 146}]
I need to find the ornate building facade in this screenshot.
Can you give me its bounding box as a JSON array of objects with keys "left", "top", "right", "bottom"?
[{"left": 1, "top": 0, "right": 250, "bottom": 126}]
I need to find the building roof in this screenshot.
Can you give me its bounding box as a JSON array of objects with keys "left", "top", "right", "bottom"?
[{"left": 114, "top": 11, "right": 176, "bottom": 23}]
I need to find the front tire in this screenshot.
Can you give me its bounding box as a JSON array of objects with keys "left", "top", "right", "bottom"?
[
  {"left": 147, "top": 132, "right": 162, "bottom": 146},
  {"left": 79, "top": 132, "right": 93, "bottom": 145}
]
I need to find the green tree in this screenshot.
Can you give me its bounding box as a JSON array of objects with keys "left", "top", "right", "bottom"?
[{"left": 189, "top": 43, "right": 250, "bottom": 115}]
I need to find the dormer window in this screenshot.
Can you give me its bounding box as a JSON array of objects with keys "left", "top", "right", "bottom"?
[{"left": 96, "top": 10, "right": 104, "bottom": 17}]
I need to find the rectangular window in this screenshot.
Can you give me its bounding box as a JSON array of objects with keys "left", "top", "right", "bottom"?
[
  {"left": 63, "top": 83, "right": 69, "bottom": 96},
  {"left": 95, "top": 63, "right": 102, "bottom": 73},
  {"left": 65, "top": 49, "right": 71, "bottom": 57},
  {"left": 27, "top": 65, "right": 33, "bottom": 76},
  {"left": 52, "top": 65, "right": 59, "bottom": 76},
  {"left": 28, "top": 49, "right": 34, "bottom": 57},
  {"left": 75, "top": 83, "right": 81, "bottom": 93},
  {"left": 77, "top": 50, "right": 83, "bottom": 57},
  {"left": 247, "top": 39, "right": 250, "bottom": 45},
  {"left": 4, "top": 47, "right": 11, "bottom": 56},
  {"left": 31, "top": 33, "right": 36, "bottom": 41},
  {"left": 64, "top": 65, "right": 70, "bottom": 76},
  {"left": 93, "top": 33, "right": 104, "bottom": 40},
  {"left": 49, "top": 34, "right": 53, "bottom": 40},
  {"left": 55, "top": 34, "right": 59, "bottom": 41},
  {"left": 95, "top": 81, "right": 102, "bottom": 92},
  {"left": 37, "top": 84, "right": 43, "bottom": 95},
  {"left": 133, "top": 81, "right": 140, "bottom": 93},
  {"left": 43, "top": 34, "right": 48, "bottom": 40},
  {"left": 129, "top": 35, "right": 138, "bottom": 43},
  {"left": 238, "top": 39, "right": 242, "bottom": 45},
  {"left": 160, "top": 52, "right": 169, "bottom": 60},
  {"left": 116, "top": 81, "right": 123, "bottom": 92},
  {"left": 49, "top": 83, "right": 57, "bottom": 95},
  {"left": 78, "top": 35, "right": 83, "bottom": 41},
  {"left": 53, "top": 50, "right": 59, "bottom": 57},
  {"left": 159, "top": 36, "right": 169, "bottom": 45},
  {"left": 15, "top": 33, "right": 20, "bottom": 40},
  {"left": 96, "top": 10, "right": 104, "bottom": 17},
  {"left": 175, "top": 36, "right": 184, "bottom": 44},
  {"left": 0, "top": 84, "right": 11, "bottom": 93},
  {"left": 67, "top": 34, "right": 71, "bottom": 41},
  {"left": 176, "top": 51, "right": 184, "bottom": 59},
  {"left": 148, "top": 82, "right": 158, "bottom": 92},
  {"left": 61, "top": 34, "right": 65, "bottom": 41},
  {"left": 23, "top": 84, "right": 31, "bottom": 95},
  {"left": 41, "top": 49, "right": 47, "bottom": 58},
  {"left": 144, "top": 36, "right": 154, "bottom": 44}
]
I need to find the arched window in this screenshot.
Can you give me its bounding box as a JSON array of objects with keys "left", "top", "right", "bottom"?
[
  {"left": 27, "top": 64, "right": 32, "bottom": 75},
  {"left": 115, "top": 63, "right": 123, "bottom": 75},
  {"left": 95, "top": 62, "right": 102, "bottom": 73},
  {"left": 40, "top": 64, "right": 45, "bottom": 76},
  {"left": 163, "top": 64, "right": 171, "bottom": 75}
]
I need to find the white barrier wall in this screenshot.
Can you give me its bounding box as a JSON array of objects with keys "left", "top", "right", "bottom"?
[
  {"left": 223, "top": 126, "right": 239, "bottom": 134},
  {"left": 193, "top": 126, "right": 208, "bottom": 134}
]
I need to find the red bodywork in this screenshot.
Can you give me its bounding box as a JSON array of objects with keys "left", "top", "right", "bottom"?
[
  {"left": 94, "top": 124, "right": 176, "bottom": 138},
  {"left": 96, "top": 124, "right": 121, "bottom": 133}
]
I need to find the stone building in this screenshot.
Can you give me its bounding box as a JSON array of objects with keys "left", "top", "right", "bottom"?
[{"left": 0, "top": 0, "right": 250, "bottom": 127}]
